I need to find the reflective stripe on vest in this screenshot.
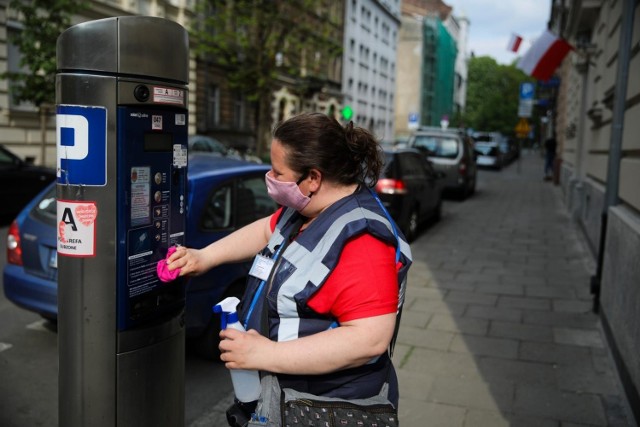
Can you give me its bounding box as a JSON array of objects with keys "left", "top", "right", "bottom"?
[{"left": 250, "top": 186, "right": 412, "bottom": 343}]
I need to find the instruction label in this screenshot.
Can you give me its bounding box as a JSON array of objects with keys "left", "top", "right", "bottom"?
[
  {"left": 131, "top": 166, "right": 151, "bottom": 227},
  {"left": 153, "top": 87, "right": 184, "bottom": 105},
  {"left": 57, "top": 200, "right": 98, "bottom": 257},
  {"left": 173, "top": 145, "right": 187, "bottom": 168}
]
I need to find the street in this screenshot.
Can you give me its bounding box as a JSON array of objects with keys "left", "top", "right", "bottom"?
[{"left": 0, "top": 150, "right": 634, "bottom": 426}]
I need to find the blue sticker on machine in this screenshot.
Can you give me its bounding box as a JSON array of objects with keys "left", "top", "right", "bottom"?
[{"left": 56, "top": 105, "right": 108, "bottom": 186}]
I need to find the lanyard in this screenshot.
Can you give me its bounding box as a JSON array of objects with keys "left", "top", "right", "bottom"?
[{"left": 242, "top": 218, "right": 303, "bottom": 330}]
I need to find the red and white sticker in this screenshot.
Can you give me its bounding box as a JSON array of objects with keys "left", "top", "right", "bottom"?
[
  {"left": 57, "top": 200, "right": 98, "bottom": 257},
  {"left": 153, "top": 87, "right": 184, "bottom": 105}
]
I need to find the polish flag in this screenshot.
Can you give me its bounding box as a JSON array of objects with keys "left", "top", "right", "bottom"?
[
  {"left": 507, "top": 33, "right": 523, "bottom": 53},
  {"left": 517, "top": 29, "right": 573, "bottom": 81}
]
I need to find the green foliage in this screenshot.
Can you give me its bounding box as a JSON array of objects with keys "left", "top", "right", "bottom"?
[
  {"left": 461, "top": 56, "right": 534, "bottom": 136},
  {"left": 191, "top": 0, "right": 342, "bottom": 100},
  {"left": 2, "top": 0, "right": 87, "bottom": 107}
]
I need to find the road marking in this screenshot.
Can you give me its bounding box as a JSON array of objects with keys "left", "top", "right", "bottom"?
[
  {"left": 26, "top": 319, "right": 49, "bottom": 332},
  {"left": 0, "top": 342, "right": 13, "bottom": 353}
]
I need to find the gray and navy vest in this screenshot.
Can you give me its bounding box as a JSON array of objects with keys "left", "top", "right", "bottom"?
[{"left": 238, "top": 186, "right": 412, "bottom": 403}]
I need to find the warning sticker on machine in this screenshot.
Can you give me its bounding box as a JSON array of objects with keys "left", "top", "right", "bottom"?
[
  {"left": 153, "top": 87, "right": 184, "bottom": 105},
  {"left": 57, "top": 200, "right": 97, "bottom": 257},
  {"left": 173, "top": 145, "right": 187, "bottom": 168},
  {"left": 131, "top": 166, "right": 151, "bottom": 227}
]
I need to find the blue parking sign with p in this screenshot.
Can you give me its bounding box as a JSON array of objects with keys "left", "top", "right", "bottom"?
[{"left": 57, "top": 105, "right": 107, "bottom": 186}]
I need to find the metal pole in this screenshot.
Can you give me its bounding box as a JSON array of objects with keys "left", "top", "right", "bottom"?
[{"left": 517, "top": 137, "right": 522, "bottom": 174}]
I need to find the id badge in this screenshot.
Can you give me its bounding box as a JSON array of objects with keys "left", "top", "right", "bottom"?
[{"left": 249, "top": 254, "right": 275, "bottom": 281}]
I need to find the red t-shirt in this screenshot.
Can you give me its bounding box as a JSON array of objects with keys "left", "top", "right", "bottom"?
[{"left": 269, "top": 209, "right": 398, "bottom": 323}]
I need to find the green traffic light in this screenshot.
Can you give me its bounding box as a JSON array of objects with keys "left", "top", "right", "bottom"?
[{"left": 341, "top": 105, "right": 353, "bottom": 120}]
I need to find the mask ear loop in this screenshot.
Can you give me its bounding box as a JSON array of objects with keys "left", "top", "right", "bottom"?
[
  {"left": 296, "top": 171, "right": 314, "bottom": 197},
  {"left": 295, "top": 171, "right": 309, "bottom": 185}
]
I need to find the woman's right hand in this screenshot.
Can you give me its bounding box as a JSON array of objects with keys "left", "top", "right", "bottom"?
[{"left": 166, "top": 246, "right": 213, "bottom": 277}]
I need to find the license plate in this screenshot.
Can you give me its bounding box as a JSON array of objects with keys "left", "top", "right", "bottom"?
[{"left": 49, "top": 251, "right": 58, "bottom": 269}]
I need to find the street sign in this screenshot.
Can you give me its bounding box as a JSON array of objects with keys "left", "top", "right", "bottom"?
[
  {"left": 408, "top": 112, "right": 419, "bottom": 130},
  {"left": 57, "top": 105, "right": 108, "bottom": 186},
  {"left": 518, "top": 82, "right": 535, "bottom": 118},
  {"left": 514, "top": 117, "right": 531, "bottom": 138},
  {"left": 520, "top": 82, "right": 535, "bottom": 100}
]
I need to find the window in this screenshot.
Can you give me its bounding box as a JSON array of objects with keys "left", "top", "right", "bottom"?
[
  {"left": 412, "top": 136, "right": 459, "bottom": 159},
  {"left": 233, "top": 92, "right": 246, "bottom": 129},
  {"left": 202, "top": 183, "right": 232, "bottom": 229},
  {"left": 206, "top": 85, "right": 220, "bottom": 129},
  {"left": 400, "top": 154, "right": 427, "bottom": 179},
  {"left": 201, "top": 175, "right": 278, "bottom": 231},
  {"left": 238, "top": 176, "right": 278, "bottom": 222},
  {"left": 6, "top": 25, "right": 34, "bottom": 111},
  {"left": 32, "top": 184, "right": 57, "bottom": 223}
]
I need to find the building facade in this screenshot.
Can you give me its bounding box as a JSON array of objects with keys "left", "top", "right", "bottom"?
[
  {"left": 394, "top": 0, "right": 463, "bottom": 136},
  {"left": 342, "top": 0, "right": 401, "bottom": 141},
  {"left": 551, "top": 0, "right": 640, "bottom": 420},
  {"left": 269, "top": 1, "right": 344, "bottom": 132},
  {"left": 395, "top": 13, "right": 422, "bottom": 137},
  {"left": 0, "top": 0, "right": 197, "bottom": 168},
  {"left": 420, "top": 15, "right": 457, "bottom": 127},
  {"left": 1, "top": 0, "right": 344, "bottom": 165},
  {"left": 446, "top": 11, "right": 469, "bottom": 117}
]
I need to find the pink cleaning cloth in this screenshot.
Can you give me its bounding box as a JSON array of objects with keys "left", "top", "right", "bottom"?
[{"left": 157, "top": 246, "right": 180, "bottom": 282}]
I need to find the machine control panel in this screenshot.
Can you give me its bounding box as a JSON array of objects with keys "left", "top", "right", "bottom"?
[{"left": 117, "top": 106, "right": 188, "bottom": 330}]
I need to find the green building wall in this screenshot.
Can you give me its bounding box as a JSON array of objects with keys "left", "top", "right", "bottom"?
[{"left": 421, "top": 17, "right": 457, "bottom": 127}]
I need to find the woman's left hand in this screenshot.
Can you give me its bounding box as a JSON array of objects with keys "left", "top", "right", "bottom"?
[{"left": 219, "top": 328, "right": 275, "bottom": 370}]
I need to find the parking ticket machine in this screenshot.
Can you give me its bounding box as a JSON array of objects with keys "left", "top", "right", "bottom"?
[{"left": 56, "top": 17, "right": 188, "bottom": 427}]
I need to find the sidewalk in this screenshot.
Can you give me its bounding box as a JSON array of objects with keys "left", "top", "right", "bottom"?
[{"left": 395, "top": 150, "right": 634, "bottom": 426}]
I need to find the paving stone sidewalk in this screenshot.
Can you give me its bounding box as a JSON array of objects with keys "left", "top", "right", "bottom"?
[{"left": 395, "top": 151, "right": 635, "bottom": 426}]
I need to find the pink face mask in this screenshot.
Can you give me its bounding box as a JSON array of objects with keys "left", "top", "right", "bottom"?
[{"left": 265, "top": 172, "right": 312, "bottom": 211}]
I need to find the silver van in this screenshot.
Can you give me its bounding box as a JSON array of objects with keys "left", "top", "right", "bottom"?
[{"left": 407, "top": 127, "right": 477, "bottom": 198}]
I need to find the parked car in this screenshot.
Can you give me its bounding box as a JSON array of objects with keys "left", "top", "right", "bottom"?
[
  {"left": 189, "top": 135, "right": 262, "bottom": 163},
  {"left": 407, "top": 128, "right": 477, "bottom": 198},
  {"left": 3, "top": 153, "right": 277, "bottom": 359},
  {"left": 500, "top": 138, "right": 521, "bottom": 164},
  {"left": 473, "top": 141, "right": 503, "bottom": 169},
  {"left": 375, "top": 148, "right": 444, "bottom": 242},
  {"left": 472, "top": 131, "right": 503, "bottom": 144},
  {"left": 472, "top": 131, "right": 509, "bottom": 169},
  {"left": 188, "top": 134, "right": 230, "bottom": 156},
  {"left": 0, "top": 144, "right": 56, "bottom": 224}
]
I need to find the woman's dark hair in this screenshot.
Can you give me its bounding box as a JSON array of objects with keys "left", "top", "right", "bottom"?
[{"left": 272, "top": 112, "right": 383, "bottom": 187}]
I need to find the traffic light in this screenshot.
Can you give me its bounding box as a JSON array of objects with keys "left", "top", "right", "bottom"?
[{"left": 341, "top": 105, "right": 353, "bottom": 121}]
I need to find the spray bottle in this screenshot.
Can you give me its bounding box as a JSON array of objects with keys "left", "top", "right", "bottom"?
[{"left": 213, "top": 297, "right": 261, "bottom": 403}]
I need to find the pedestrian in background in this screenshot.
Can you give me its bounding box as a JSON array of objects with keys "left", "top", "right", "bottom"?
[
  {"left": 168, "top": 112, "right": 412, "bottom": 426},
  {"left": 544, "top": 136, "right": 557, "bottom": 180}
]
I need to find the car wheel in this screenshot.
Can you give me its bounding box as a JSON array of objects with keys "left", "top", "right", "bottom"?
[
  {"left": 194, "top": 280, "right": 246, "bottom": 360},
  {"left": 405, "top": 207, "right": 419, "bottom": 242},
  {"left": 463, "top": 176, "right": 476, "bottom": 199}
]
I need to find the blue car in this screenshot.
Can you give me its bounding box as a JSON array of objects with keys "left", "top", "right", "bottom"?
[{"left": 3, "top": 153, "right": 276, "bottom": 358}]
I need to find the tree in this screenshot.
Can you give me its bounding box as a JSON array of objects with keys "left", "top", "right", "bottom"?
[
  {"left": 191, "top": 0, "right": 342, "bottom": 157},
  {"left": 3, "top": 0, "right": 86, "bottom": 107},
  {"left": 2, "top": 0, "right": 87, "bottom": 165},
  {"left": 461, "top": 56, "right": 534, "bottom": 136}
]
